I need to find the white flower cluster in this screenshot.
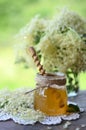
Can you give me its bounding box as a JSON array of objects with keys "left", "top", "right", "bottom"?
[
  {"left": 0, "top": 88, "right": 44, "bottom": 122},
  {"left": 14, "top": 15, "right": 48, "bottom": 68},
  {"left": 39, "top": 28, "right": 86, "bottom": 73},
  {"left": 14, "top": 8, "right": 86, "bottom": 73},
  {"left": 47, "top": 8, "right": 86, "bottom": 35}
]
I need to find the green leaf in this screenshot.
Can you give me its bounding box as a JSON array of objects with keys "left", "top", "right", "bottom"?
[{"left": 67, "top": 104, "right": 80, "bottom": 113}]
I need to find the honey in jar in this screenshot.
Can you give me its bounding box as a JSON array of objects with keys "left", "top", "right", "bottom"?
[{"left": 34, "top": 72, "right": 68, "bottom": 116}]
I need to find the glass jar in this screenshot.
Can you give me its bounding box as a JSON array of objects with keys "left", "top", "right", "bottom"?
[{"left": 34, "top": 72, "right": 68, "bottom": 116}]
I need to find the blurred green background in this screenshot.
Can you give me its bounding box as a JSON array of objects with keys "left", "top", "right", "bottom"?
[{"left": 0, "top": 0, "right": 86, "bottom": 90}]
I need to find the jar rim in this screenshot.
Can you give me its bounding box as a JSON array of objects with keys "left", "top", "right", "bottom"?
[{"left": 36, "top": 72, "right": 66, "bottom": 80}]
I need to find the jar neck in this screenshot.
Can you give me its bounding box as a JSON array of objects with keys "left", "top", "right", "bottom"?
[{"left": 35, "top": 72, "right": 66, "bottom": 87}]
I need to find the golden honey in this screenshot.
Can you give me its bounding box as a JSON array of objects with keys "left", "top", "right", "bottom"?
[{"left": 34, "top": 73, "right": 67, "bottom": 116}]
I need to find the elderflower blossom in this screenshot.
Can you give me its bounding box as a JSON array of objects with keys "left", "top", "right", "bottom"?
[
  {"left": 0, "top": 88, "right": 45, "bottom": 122},
  {"left": 38, "top": 27, "right": 86, "bottom": 73},
  {"left": 47, "top": 8, "right": 86, "bottom": 35},
  {"left": 14, "top": 15, "right": 49, "bottom": 68},
  {"left": 14, "top": 8, "right": 86, "bottom": 73}
]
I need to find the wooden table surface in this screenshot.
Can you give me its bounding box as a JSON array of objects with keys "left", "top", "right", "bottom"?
[{"left": 0, "top": 90, "right": 86, "bottom": 130}]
